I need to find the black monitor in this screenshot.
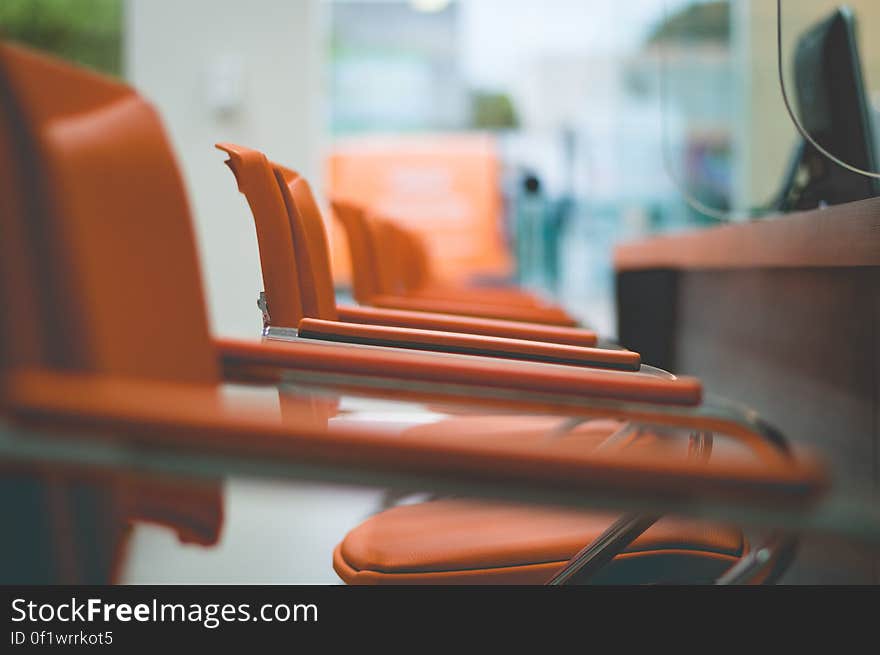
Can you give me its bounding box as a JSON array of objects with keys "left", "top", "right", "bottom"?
[{"left": 777, "top": 6, "right": 880, "bottom": 211}]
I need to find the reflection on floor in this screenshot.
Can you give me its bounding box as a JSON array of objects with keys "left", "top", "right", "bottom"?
[{"left": 122, "top": 479, "right": 384, "bottom": 584}]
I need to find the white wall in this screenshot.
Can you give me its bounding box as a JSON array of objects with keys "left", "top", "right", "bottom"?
[{"left": 125, "top": 0, "right": 325, "bottom": 337}]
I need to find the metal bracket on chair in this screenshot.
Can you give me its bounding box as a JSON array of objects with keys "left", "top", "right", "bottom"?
[
  {"left": 257, "top": 291, "right": 271, "bottom": 335},
  {"left": 264, "top": 326, "right": 299, "bottom": 340},
  {"left": 256, "top": 291, "right": 299, "bottom": 340}
]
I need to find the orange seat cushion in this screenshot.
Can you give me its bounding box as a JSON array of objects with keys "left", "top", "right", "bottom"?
[{"left": 335, "top": 499, "right": 744, "bottom": 584}]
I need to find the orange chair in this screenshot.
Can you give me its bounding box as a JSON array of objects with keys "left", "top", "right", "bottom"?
[
  {"left": 332, "top": 200, "right": 579, "bottom": 326},
  {"left": 217, "top": 143, "right": 633, "bottom": 369},
  {"left": 0, "top": 44, "right": 812, "bottom": 586},
  {"left": 371, "top": 215, "right": 548, "bottom": 308},
  {"left": 0, "top": 43, "right": 224, "bottom": 583}
]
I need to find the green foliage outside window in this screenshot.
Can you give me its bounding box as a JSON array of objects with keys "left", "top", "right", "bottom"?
[
  {"left": 471, "top": 91, "right": 518, "bottom": 131},
  {"left": 645, "top": 1, "right": 730, "bottom": 46},
  {"left": 0, "top": 0, "right": 123, "bottom": 77}
]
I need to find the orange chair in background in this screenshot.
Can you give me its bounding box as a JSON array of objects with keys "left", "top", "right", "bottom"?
[
  {"left": 368, "top": 214, "right": 547, "bottom": 308},
  {"left": 332, "top": 200, "right": 578, "bottom": 326},
  {"left": 368, "top": 213, "right": 558, "bottom": 313},
  {"left": 325, "top": 136, "right": 577, "bottom": 324}
]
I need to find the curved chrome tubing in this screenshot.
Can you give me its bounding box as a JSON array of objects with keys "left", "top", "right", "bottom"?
[
  {"left": 715, "top": 535, "right": 799, "bottom": 585},
  {"left": 547, "top": 514, "right": 661, "bottom": 585}
]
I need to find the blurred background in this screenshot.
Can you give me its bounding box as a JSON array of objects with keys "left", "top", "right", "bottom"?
[
  {"left": 3, "top": 0, "right": 879, "bottom": 582},
  {"left": 3, "top": 0, "right": 879, "bottom": 338}
]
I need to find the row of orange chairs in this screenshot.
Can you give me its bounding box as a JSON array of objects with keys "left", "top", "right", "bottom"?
[
  {"left": 0, "top": 43, "right": 818, "bottom": 584},
  {"left": 333, "top": 198, "right": 578, "bottom": 326},
  {"left": 216, "top": 142, "right": 627, "bottom": 369}
]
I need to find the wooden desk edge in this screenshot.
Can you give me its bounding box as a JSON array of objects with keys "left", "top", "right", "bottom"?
[{"left": 614, "top": 197, "right": 880, "bottom": 271}]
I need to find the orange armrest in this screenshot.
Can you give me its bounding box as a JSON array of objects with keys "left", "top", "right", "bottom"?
[
  {"left": 297, "top": 318, "right": 638, "bottom": 371},
  {"left": 336, "top": 304, "right": 598, "bottom": 347},
  {"left": 369, "top": 294, "right": 579, "bottom": 327},
  {"left": 215, "top": 337, "right": 699, "bottom": 406},
  {"left": 4, "top": 370, "right": 825, "bottom": 505}
]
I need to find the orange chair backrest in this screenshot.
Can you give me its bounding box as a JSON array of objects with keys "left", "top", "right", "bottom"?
[
  {"left": 373, "top": 218, "right": 432, "bottom": 294},
  {"left": 397, "top": 225, "right": 433, "bottom": 290},
  {"left": 216, "top": 143, "right": 306, "bottom": 328},
  {"left": 366, "top": 217, "right": 402, "bottom": 295},
  {"left": 273, "top": 165, "right": 339, "bottom": 321},
  {"left": 0, "top": 43, "right": 218, "bottom": 385},
  {"left": 361, "top": 214, "right": 404, "bottom": 296},
  {"left": 330, "top": 200, "right": 384, "bottom": 304}
]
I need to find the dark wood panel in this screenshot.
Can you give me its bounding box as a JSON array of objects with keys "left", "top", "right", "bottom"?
[
  {"left": 874, "top": 280, "right": 880, "bottom": 498},
  {"left": 615, "top": 269, "right": 678, "bottom": 371},
  {"left": 616, "top": 265, "right": 879, "bottom": 582},
  {"left": 674, "top": 268, "right": 875, "bottom": 484},
  {"left": 874, "top": 276, "right": 879, "bottom": 585},
  {"left": 675, "top": 268, "right": 879, "bottom": 583}
]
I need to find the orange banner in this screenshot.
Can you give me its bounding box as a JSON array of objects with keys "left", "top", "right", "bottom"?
[{"left": 326, "top": 133, "right": 512, "bottom": 286}]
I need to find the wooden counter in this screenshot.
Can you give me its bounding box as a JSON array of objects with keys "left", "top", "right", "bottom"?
[{"left": 614, "top": 197, "right": 880, "bottom": 583}]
